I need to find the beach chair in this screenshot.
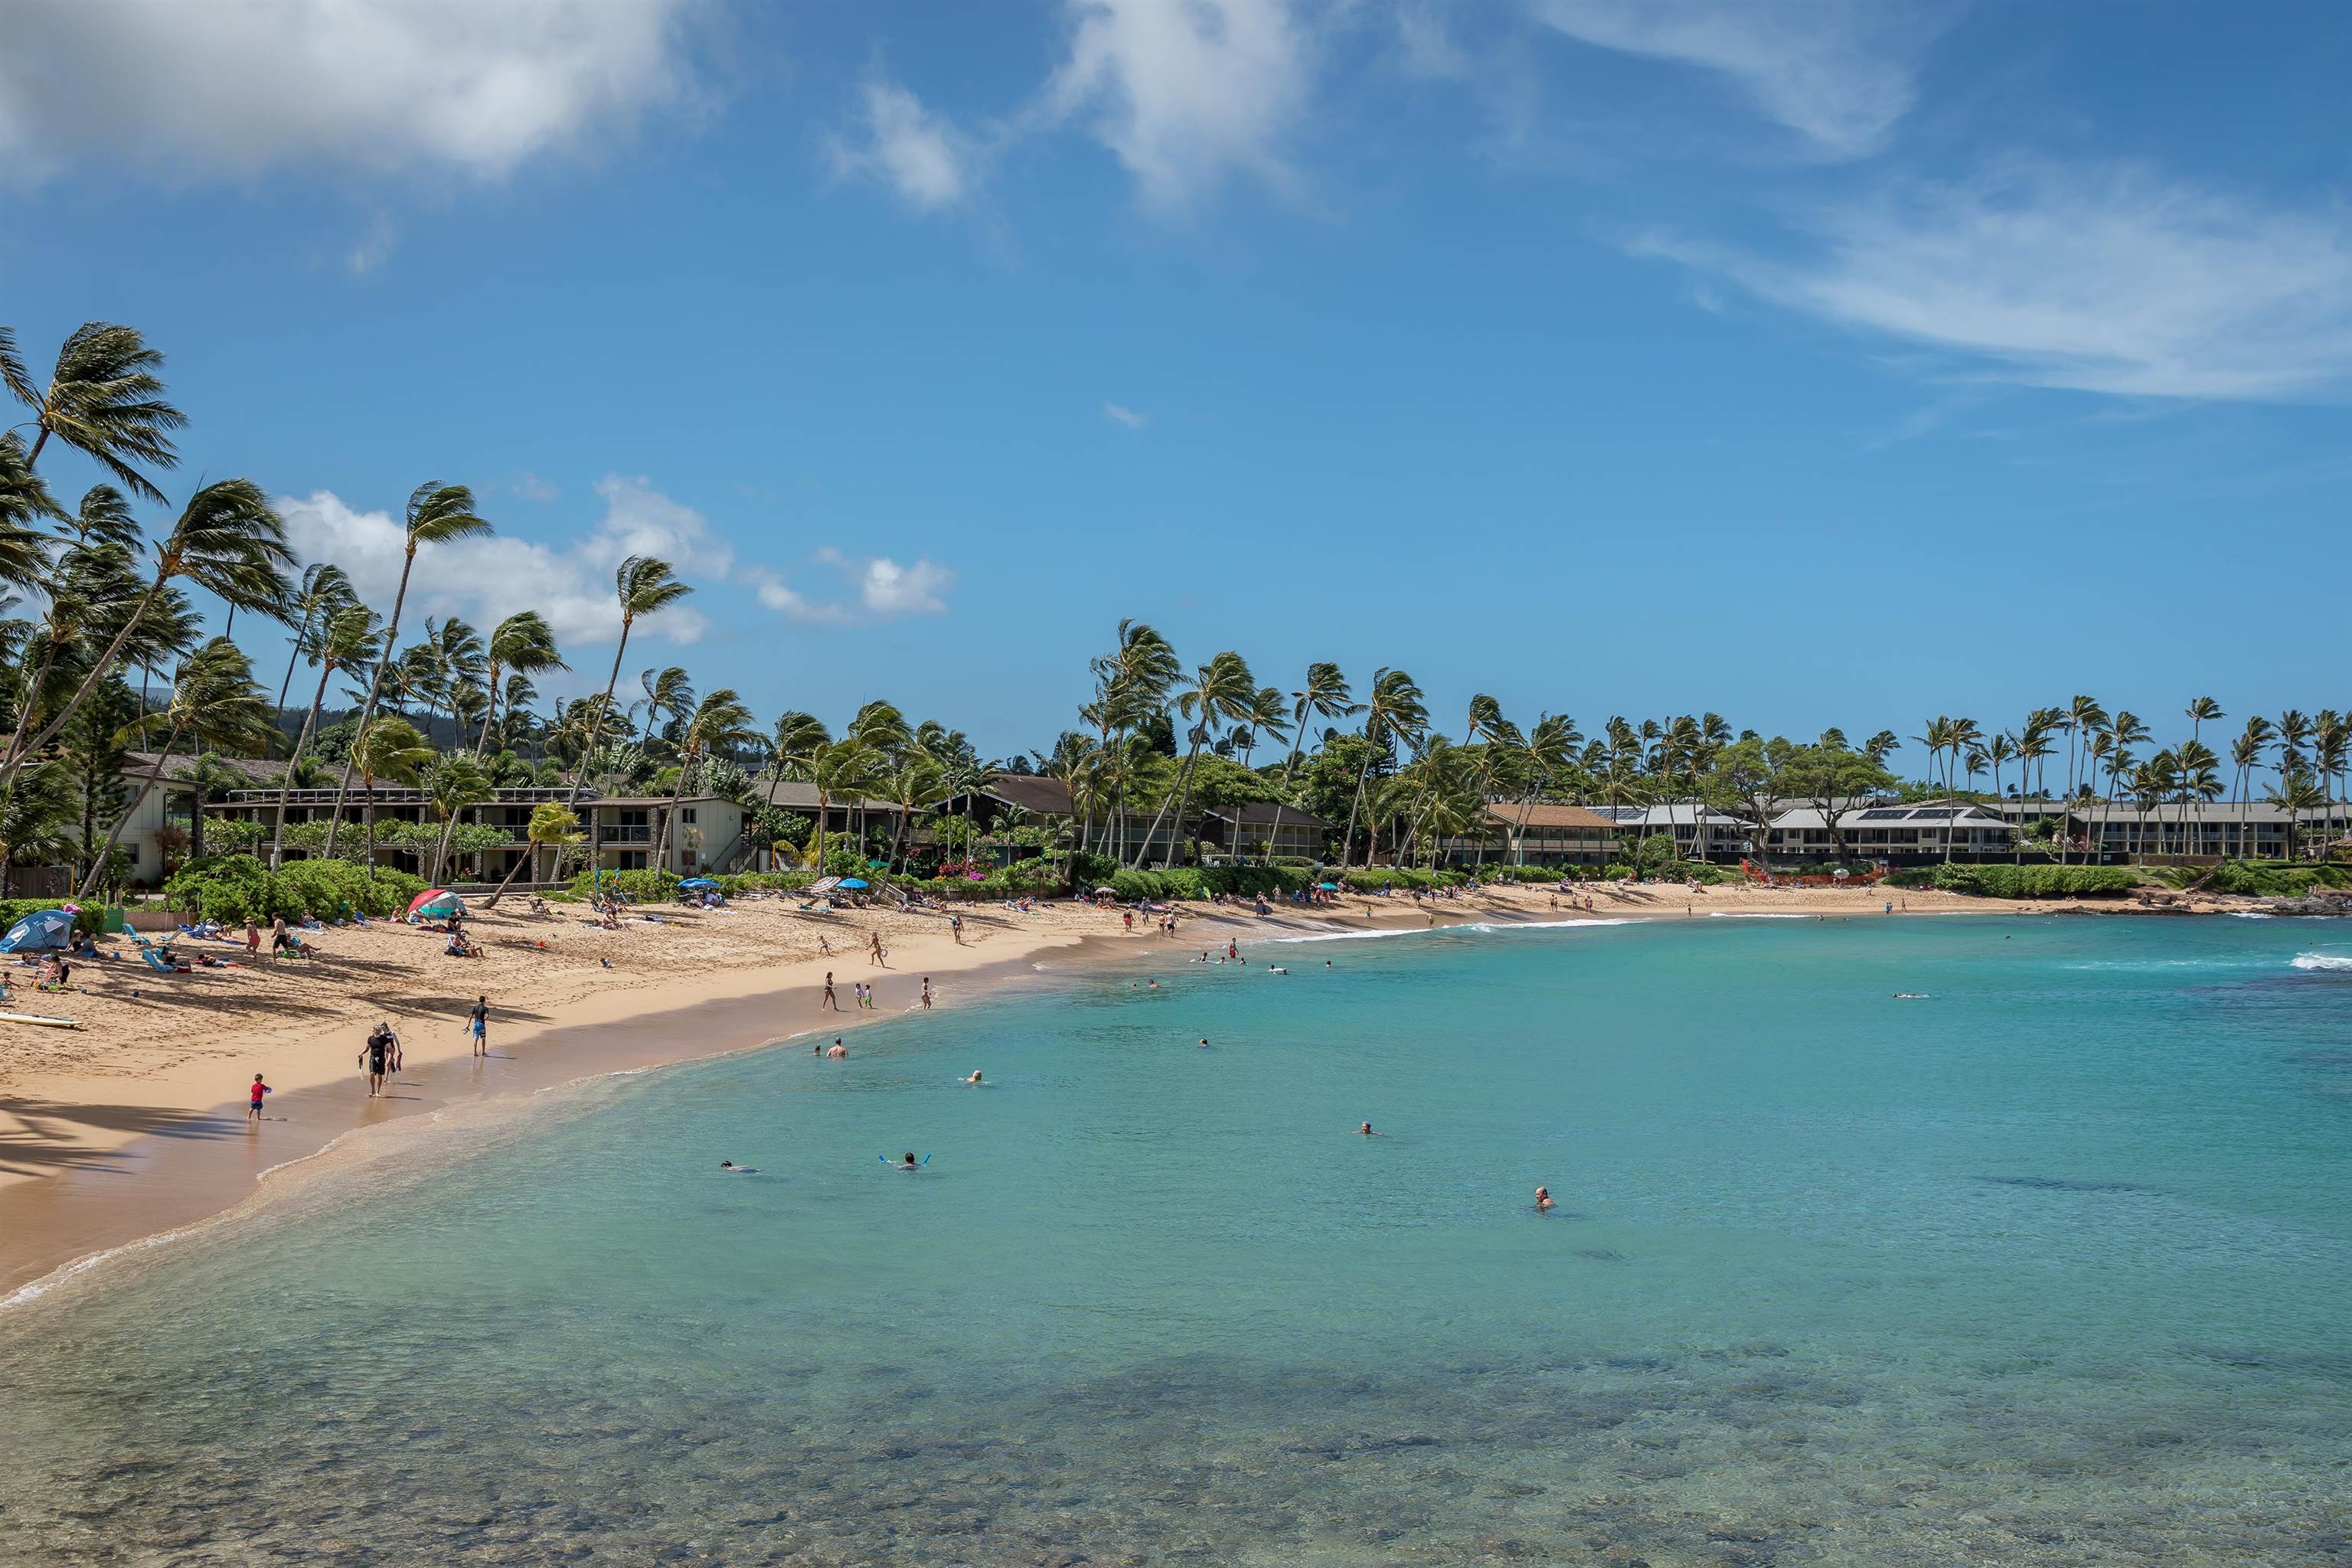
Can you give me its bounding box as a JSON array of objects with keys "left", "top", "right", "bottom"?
[{"left": 132, "top": 935, "right": 191, "bottom": 975}]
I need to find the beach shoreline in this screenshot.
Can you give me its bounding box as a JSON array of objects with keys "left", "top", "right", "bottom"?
[{"left": 0, "top": 880, "right": 2255, "bottom": 1306}]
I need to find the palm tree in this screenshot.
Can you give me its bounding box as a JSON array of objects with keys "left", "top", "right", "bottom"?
[
  {"left": 275, "top": 563, "right": 354, "bottom": 717},
  {"left": 2230, "top": 716, "right": 2273, "bottom": 858},
  {"left": 2266, "top": 770, "right": 2327, "bottom": 862},
  {"left": 0, "top": 322, "right": 185, "bottom": 500},
  {"left": 654, "top": 688, "right": 757, "bottom": 870},
  {"left": 2, "top": 478, "right": 293, "bottom": 790},
  {"left": 83, "top": 639, "right": 274, "bottom": 896},
  {"left": 2276, "top": 710, "right": 2312, "bottom": 779},
  {"left": 460, "top": 613, "right": 563, "bottom": 762},
  {"left": 1227, "top": 684, "right": 1290, "bottom": 861},
  {"left": 2173, "top": 739, "right": 2219, "bottom": 857},
  {"left": 349, "top": 717, "right": 434, "bottom": 880},
  {"left": 564, "top": 555, "right": 693, "bottom": 807},
  {"left": 1132, "top": 651, "right": 1255, "bottom": 869},
  {"left": 522, "top": 802, "right": 586, "bottom": 885},
  {"left": 1098, "top": 622, "right": 1178, "bottom": 863},
  {"left": 883, "top": 754, "right": 949, "bottom": 874},
  {"left": 810, "top": 738, "right": 884, "bottom": 872},
  {"left": 269, "top": 603, "right": 381, "bottom": 868},
  {"left": 2185, "top": 696, "right": 2223, "bottom": 751},
  {"left": 1260, "top": 662, "right": 1359, "bottom": 869},
  {"left": 322, "top": 482, "right": 490, "bottom": 856},
  {"left": 1985, "top": 732, "right": 2017, "bottom": 803},
  {"left": 422, "top": 753, "right": 497, "bottom": 884},
  {"left": 1339, "top": 668, "right": 1427, "bottom": 869}
]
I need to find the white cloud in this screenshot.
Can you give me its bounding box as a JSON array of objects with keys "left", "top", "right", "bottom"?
[
  {"left": 511, "top": 472, "right": 560, "bottom": 503},
  {"left": 1103, "top": 401, "right": 1147, "bottom": 429},
  {"left": 0, "top": 0, "right": 703, "bottom": 183},
  {"left": 1532, "top": 0, "right": 1945, "bottom": 158},
  {"left": 857, "top": 556, "right": 952, "bottom": 616},
  {"left": 1040, "top": 0, "right": 1317, "bottom": 213},
  {"left": 751, "top": 550, "right": 953, "bottom": 623},
  {"left": 828, "top": 77, "right": 978, "bottom": 212},
  {"left": 276, "top": 474, "right": 723, "bottom": 657},
  {"left": 1632, "top": 160, "right": 2352, "bottom": 400}
]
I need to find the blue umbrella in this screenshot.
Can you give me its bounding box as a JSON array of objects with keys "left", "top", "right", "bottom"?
[
  {"left": 0, "top": 907, "right": 74, "bottom": 953},
  {"left": 678, "top": 877, "right": 720, "bottom": 890},
  {"left": 837, "top": 877, "right": 870, "bottom": 890}
]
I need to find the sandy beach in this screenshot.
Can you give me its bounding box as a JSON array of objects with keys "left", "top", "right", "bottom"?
[{"left": 0, "top": 878, "right": 2245, "bottom": 1302}]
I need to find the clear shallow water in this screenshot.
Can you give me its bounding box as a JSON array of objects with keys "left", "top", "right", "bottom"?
[{"left": 3, "top": 915, "right": 2350, "bottom": 1566}]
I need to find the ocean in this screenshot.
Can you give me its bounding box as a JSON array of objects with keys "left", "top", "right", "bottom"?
[{"left": 2, "top": 913, "right": 2348, "bottom": 1565}]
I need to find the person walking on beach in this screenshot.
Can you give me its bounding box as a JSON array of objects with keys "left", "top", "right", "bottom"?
[
  {"left": 869, "top": 931, "right": 887, "bottom": 967},
  {"left": 248, "top": 1073, "right": 270, "bottom": 1121},
  {"left": 463, "top": 995, "right": 490, "bottom": 1057},
  {"left": 360, "top": 1024, "right": 394, "bottom": 1097},
  {"left": 822, "top": 972, "right": 841, "bottom": 1011},
  {"left": 949, "top": 913, "right": 964, "bottom": 945},
  {"left": 1122, "top": 910, "right": 1133, "bottom": 933},
  {"left": 920, "top": 976, "right": 933, "bottom": 1010}
]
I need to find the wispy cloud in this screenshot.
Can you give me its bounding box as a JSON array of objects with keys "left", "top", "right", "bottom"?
[
  {"left": 1531, "top": 0, "right": 1950, "bottom": 159},
  {"left": 1102, "top": 401, "right": 1147, "bottom": 429},
  {"left": 0, "top": 0, "right": 706, "bottom": 185},
  {"left": 1040, "top": 0, "right": 1318, "bottom": 213},
  {"left": 826, "top": 75, "right": 979, "bottom": 213},
  {"left": 511, "top": 472, "right": 560, "bottom": 503},
  {"left": 345, "top": 209, "right": 397, "bottom": 275},
  {"left": 1632, "top": 158, "right": 2352, "bottom": 400}
]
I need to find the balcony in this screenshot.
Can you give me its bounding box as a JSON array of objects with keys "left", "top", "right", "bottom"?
[{"left": 598, "top": 827, "right": 652, "bottom": 844}]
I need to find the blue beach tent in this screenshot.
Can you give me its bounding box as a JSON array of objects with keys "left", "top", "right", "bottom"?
[
  {"left": 1, "top": 907, "right": 75, "bottom": 952},
  {"left": 678, "top": 877, "right": 720, "bottom": 890}
]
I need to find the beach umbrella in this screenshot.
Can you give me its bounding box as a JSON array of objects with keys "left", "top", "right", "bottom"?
[
  {"left": 678, "top": 877, "right": 720, "bottom": 890},
  {"left": 0, "top": 907, "right": 74, "bottom": 952},
  {"left": 1093, "top": 885, "right": 1118, "bottom": 895},
  {"left": 406, "top": 888, "right": 466, "bottom": 922},
  {"left": 808, "top": 876, "right": 841, "bottom": 893},
  {"left": 838, "top": 877, "right": 869, "bottom": 890}
]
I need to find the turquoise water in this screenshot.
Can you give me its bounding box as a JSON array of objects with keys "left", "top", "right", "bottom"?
[{"left": 3, "top": 914, "right": 2350, "bottom": 1565}]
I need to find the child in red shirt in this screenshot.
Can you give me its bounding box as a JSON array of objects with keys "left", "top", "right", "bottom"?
[{"left": 247, "top": 1073, "right": 270, "bottom": 1121}]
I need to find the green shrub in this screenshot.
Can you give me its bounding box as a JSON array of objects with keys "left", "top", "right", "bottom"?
[
  {"left": 567, "top": 867, "right": 682, "bottom": 903},
  {"left": 0, "top": 898, "right": 104, "bottom": 938},
  {"left": 162, "top": 855, "right": 428, "bottom": 922},
  {"left": 1928, "top": 864, "right": 2144, "bottom": 898},
  {"left": 2157, "top": 861, "right": 2352, "bottom": 897}
]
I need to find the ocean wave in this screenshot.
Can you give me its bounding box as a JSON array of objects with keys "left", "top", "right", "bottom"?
[
  {"left": 2289, "top": 954, "right": 2352, "bottom": 972},
  {"left": 1704, "top": 912, "right": 1810, "bottom": 919},
  {"left": 2231, "top": 912, "right": 2275, "bottom": 920}
]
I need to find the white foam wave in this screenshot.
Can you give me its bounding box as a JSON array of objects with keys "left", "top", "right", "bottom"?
[
  {"left": 2231, "top": 912, "right": 2275, "bottom": 920},
  {"left": 1704, "top": 912, "right": 1810, "bottom": 919},
  {"left": 2289, "top": 954, "right": 2352, "bottom": 972}
]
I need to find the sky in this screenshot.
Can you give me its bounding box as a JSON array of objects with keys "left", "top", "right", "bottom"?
[{"left": 4, "top": 0, "right": 2349, "bottom": 766}]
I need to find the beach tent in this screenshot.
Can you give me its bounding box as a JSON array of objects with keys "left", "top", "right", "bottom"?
[
  {"left": 1317, "top": 882, "right": 1339, "bottom": 890},
  {"left": 0, "top": 908, "right": 74, "bottom": 953},
  {"left": 837, "top": 877, "right": 869, "bottom": 890},
  {"left": 678, "top": 877, "right": 720, "bottom": 890},
  {"left": 406, "top": 888, "right": 466, "bottom": 922}
]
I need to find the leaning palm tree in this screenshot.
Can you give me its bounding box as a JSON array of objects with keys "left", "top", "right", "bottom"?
[
  {"left": 564, "top": 555, "right": 694, "bottom": 808},
  {"left": 1226, "top": 684, "right": 1289, "bottom": 861},
  {"left": 268, "top": 603, "right": 381, "bottom": 868},
  {"left": 348, "top": 717, "right": 435, "bottom": 881},
  {"left": 422, "top": 753, "right": 498, "bottom": 885},
  {"left": 522, "top": 801, "right": 586, "bottom": 885},
  {"left": 2, "top": 478, "right": 292, "bottom": 790},
  {"left": 0, "top": 322, "right": 185, "bottom": 501},
  {"left": 1132, "top": 651, "right": 1256, "bottom": 869},
  {"left": 883, "top": 753, "right": 949, "bottom": 874},
  {"left": 318, "top": 482, "right": 489, "bottom": 858},
  {"left": 2265, "top": 770, "right": 2327, "bottom": 862},
  {"left": 809, "top": 737, "right": 884, "bottom": 871},
  {"left": 274, "top": 563, "right": 354, "bottom": 716},
  {"left": 1263, "top": 662, "right": 1357, "bottom": 867},
  {"left": 633, "top": 664, "right": 695, "bottom": 751},
  {"left": 1341, "top": 668, "right": 1427, "bottom": 869},
  {"left": 82, "top": 638, "right": 275, "bottom": 895},
  {"left": 472, "top": 612, "right": 566, "bottom": 758},
  {"left": 654, "top": 688, "right": 757, "bottom": 868}
]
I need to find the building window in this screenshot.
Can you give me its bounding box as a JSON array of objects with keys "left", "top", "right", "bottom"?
[{"left": 681, "top": 808, "right": 697, "bottom": 825}]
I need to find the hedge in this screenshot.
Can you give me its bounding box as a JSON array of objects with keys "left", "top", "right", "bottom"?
[
  {"left": 2155, "top": 861, "right": 2352, "bottom": 897},
  {"left": 1920, "top": 864, "right": 2144, "bottom": 898},
  {"left": 0, "top": 898, "right": 104, "bottom": 938},
  {"left": 162, "top": 856, "right": 428, "bottom": 923}
]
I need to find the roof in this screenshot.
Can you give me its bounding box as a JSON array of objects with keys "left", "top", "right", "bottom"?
[
  {"left": 755, "top": 779, "right": 903, "bottom": 813},
  {"left": 1202, "top": 801, "right": 1333, "bottom": 829},
  {"left": 587, "top": 795, "right": 734, "bottom": 808},
  {"left": 125, "top": 752, "right": 282, "bottom": 786},
  {"left": 945, "top": 773, "right": 1076, "bottom": 816},
  {"left": 1770, "top": 802, "right": 2011, "bottom": 831},
  {"left": 1484, "top": 802, "right": 1619, "bottom": 831},
  {"left": 1593, "top": 803, "right": 1751, "bottom": 828}
]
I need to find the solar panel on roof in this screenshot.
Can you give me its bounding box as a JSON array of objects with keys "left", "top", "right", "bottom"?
[
  {"left": 1858, "top": 808, "right": 1908, "bottom": 820},
  {"left": 1910, "top": 808, "right": 1958, "bottom": 820}
]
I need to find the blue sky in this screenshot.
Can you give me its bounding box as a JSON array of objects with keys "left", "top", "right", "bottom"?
[{"left": 5, "top": 1, "right": 2348, "bottom": 764}]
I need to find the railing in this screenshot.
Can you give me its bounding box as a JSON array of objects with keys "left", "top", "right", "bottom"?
[{"left": 599, "top": 827, "right": 652, "bottom": 844}]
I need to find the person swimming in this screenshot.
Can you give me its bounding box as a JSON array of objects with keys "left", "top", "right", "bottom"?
[
  {"left": 1198, "top": 1037, "right": 1210, "bottom": 1049},
  {"left": 897, "top": 1152, "right": 921, "bottom": 1171},
  {"left": 965, "top": 1070, "right": 984, "bottom": 1084},
  {"left": 720, "top": 1160, "right": 756, "bottom": 1172},
  {"left": 1359, "top": 1122, "right": 1376, "bottom": 1136},
  {"left": 1534, "top": 1186, "right": 1554, "bottom": 1213}
]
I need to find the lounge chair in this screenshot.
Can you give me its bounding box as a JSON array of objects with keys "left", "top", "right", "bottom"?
[{"left": 133, "top": 936, "right": 191, "bottom": 975}]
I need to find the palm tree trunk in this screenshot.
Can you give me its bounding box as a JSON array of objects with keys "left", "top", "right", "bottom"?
[
  {"left": 269, "top": 661, "right": 338, "bottom": 870},
  {"left": 1160, "top": 740, "right": 1206, "bottom": 871},
  {"left": 81, "top": 724, "right": 187, "bottom": 898},
  {"left": 472, "top": 665, "right": 503, "bottom": 760},
  {"left": 326, "top": 554, "right": 418, "bottom": 858},
  {"left": 1341, "top": 750, "right": 1375, "bottom": 871},
  {"left": 564, "top": 627, "right": 633, "bottom": 808},
  {"left": 2, "top": 575, "right": 168, "bottom": 787}
]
